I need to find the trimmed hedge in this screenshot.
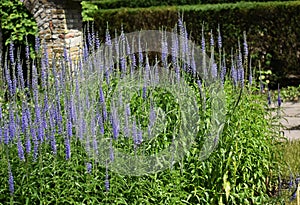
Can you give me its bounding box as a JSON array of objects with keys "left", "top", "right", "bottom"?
[
  {"left": 93, "top": 1, "right": 300, "bottom": 87},
  {"left": 92, "top": 0, "right": 296, "bottom": 10}
]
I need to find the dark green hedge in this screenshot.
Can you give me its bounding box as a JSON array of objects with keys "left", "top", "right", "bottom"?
[
  {"left": 93, "top": 1, "right": 300, "bottom": 86},
  {"left": 91, "top": 0, "right": 296, "bottom": 10}
]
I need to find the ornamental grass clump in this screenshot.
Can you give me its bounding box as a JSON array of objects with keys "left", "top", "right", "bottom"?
[{"left": 0, "top": 18, "right": 283, "bottom": 204}]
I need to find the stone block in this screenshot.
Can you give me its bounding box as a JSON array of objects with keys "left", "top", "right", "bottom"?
[
  {"left": 34, "top": 8, "right": 43, "bottom": 18},
  {"left": 65, "top": 33, "right": 75, "bottom": 39},
  {"left": 53, "top": 47, "right": 64, "bottom": 53},
  {"left": 52, "top": 9, "right": 65, "bottom": 15},
  {"left": 44, "top": 34, "right": 52, "bottom": 40},
  {"left": 51, "top": 34, "right": 59, "bottom": 39},
  {"left": 67, "top": 36, "right": 82, "bottom": 47},
  {"left": 70, "top": 46, "right": 80, "bottom": 52},
  {"left": 45, "top": 9, "right": 51, "bottom": 14},
  {"left": 43, "top": 24, "right": 48, "bottom": 30},
  {"left": 40, "top": 12, "right": 46, "bottom": 19},
  {"left": 39, "top": 30, "right": 48, "bottom": 35},
  {"left": 58, "top": 14, "right": 65, "bottom": 20}
]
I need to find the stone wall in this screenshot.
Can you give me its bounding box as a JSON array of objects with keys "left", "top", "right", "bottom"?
[{"left": 23, "top": 0, "right": 83, "bottom": 62}]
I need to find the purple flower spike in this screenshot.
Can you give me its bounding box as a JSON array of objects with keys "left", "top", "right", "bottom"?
[
  {"left": 210, "top": 30, "right": 214, "bottom": 48},
  {"left": 9, "top": 41, "right": 14, "bottom": 64},
  {"left": 249, "top": 59, "right": 253, "bottom": 86},
  {"left": 65, "top": 137, "right": 71, "bottom": 160},
  {"left": 17, "top": 61, "right": 25, "bottom": 89},
  {"left": 243, "top": 31, "right": 249, "bottom": 58},
  {"left": 218, "top": 25, "right": 222, "bottom": 49},
  {"left": 105, "top": 165, "right": 110, "bottom": 192},
  {"left": 31, "top": 127, "right": 38, "bottom": 161},
  {"left": 278, "top": 85, "right": 282, "bottom": 107},
  {"left": 17, "top": 138, "right": 25, "bottom": 161},
  {"left": 63, "top": 46, "right": 69, "bottom": 62},
  {"left": 5, "top": 63, "right": 13, "bottom": 95},
  {"left": 220, "top": 57, "right": 226, "bottom": 84},
  {"left": 25, "top": 42, "right": 30, "bottom": 60},
  {"left": 4, "top": 126, "right": 9, "bottom": 145},
  {"left": 231, "top": 56, "right": 237, "bottom": 86},
  {"left": 43, "top": 41, "right": 49, "bottom": 67},
  {"left": 142, "top": 85, "right": 147, "bottom": 99},
  {"left": 132, "top": 120, "right": 137, "bottom": 143},
  {"left": 201, "top": 24, "right": 206, "bottom": 54},
  {"left": 267, "top": 89, "right": 272, "bottom": 106},
  {"left": 137, "top": 129, "right": 143, "bottom": 145},
  {"left": 211, "top": 62, "right": 218, "bottom": 79},
  {"left": 95, "top": 32, "right": 100, "bottom": 50},
  {"left": 105, "top": 28, "right": 112, "bottom": 46},
  {"left": 98, "top": 112, "right": 105, "bottom": 135},
  {"left": 138, "top": 35, "right": 143, "bottom": 67},
  {"left": 99, "top": 87, "right": 105, "bottom": 104},
  {"left": 8, "top": 164, "right": 14, "bottom": 195},
  {"left": 67, "top": 119, "right": 72, "bottom": 138},
  {"left": 111, "top": 105, "right": 119, "bottom": 140},
  {"left": 35, "top": 36, "right": 40, "bottom": 53},
  {"left": 9, "top": 107, "right": 15, "bottom": 142},
  {"left": 86, "top": 162, "right": 92, "bottom": 174},
  {"left": 161, "top": 31, "right": 168, "bottom": 68}
]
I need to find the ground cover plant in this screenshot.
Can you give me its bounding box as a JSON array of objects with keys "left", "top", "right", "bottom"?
[{"left": 0, "top": 17, "right": 288, "bottom": 204}]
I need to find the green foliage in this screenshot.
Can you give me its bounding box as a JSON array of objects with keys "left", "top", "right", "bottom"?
[
  {"left": 86, "top": 0, "right": 296, "bottom": 10},
  {"left": 0, "top": 75, "right": 283, "bottom": 204},
  {"left": 274, "top": 85, "right": 300, "bottom": 102},
  {"left": 0, "top": 0, "right": 37, "bottom": 45},
  {"left": 93, "top": 1, "right": 300, "bottom": 84},
  {"left": 279, "top": 140, "right": 300, "bottom": 178},
  {"left": 82, "top": 1, "right": 99, "bottom": 22}
]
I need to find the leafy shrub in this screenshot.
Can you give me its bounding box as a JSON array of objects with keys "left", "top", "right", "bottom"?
[
  {"left": 0, "top": 0, "right": 37, "bottom": 45},
  {"left": 89, "top": 0, "right": 296, "bottom": 10},
  {"left": 93, "top": 1, "right": 300, "bottom": 86}
]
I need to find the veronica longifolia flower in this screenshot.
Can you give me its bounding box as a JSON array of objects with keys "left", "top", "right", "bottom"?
[
  {"left": 9, "top": 106, "right": 15, "bottom": 142},
  {"left": 105, "top": 165, "right": 110, "bottom": 192},
  {"left": 110, "top": 105, "right": 119, "bottom": 140},
  {"left": 218, "top": 25, "right": 222, "bottom": 50},
  {"left": 17, "top": 61, "right": 25, "bottom": 89},
  {"left": 86, "top": 162, "right": 92, "bottom": 174},
  {"left": 25, "top": 42, "right": 30, "bottom": 60},
  {"left": 243, "top": 31, "right": 249, "bottom": 58},
  {"left": 65, "top": 137, "right": 71, "bottom": 160},
  {"left": 210, "top": 30, "right": 214, "bottom": 48},
  {"left": 267, "top": 89, "right": 272, "bottom": 106},
  {"left": 5, "top": 64, "right": 13, "bottom": 95},
  {"left": 278, "top": 85, "right": 282, "bottom": 107},
  {"left": 35, "top": 36, "right": 40, "bottom": 53},
  {"left": 8, "top": 163, "right": 14, "bottom": 195},
  {"left": 9, "top": 41, "right": 14, "bottom": 64},
  {"left": 17, "top": 135, "right": 25, "bottom": 161}
]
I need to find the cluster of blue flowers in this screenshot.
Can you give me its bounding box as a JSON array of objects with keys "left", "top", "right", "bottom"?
[{"left": 0, "top": 18, "right": 254, "bottom": 196}]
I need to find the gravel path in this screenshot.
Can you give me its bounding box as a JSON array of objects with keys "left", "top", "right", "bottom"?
[{"left": 280, "top": 102, "right": 300, "bottom": 141}]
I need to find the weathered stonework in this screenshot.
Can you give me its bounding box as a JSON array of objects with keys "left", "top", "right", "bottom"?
[{"left": 23, "top": 0, "right": 83, "bottom": 62}]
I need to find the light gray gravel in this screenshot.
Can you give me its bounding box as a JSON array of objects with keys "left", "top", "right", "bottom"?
[{"left": 280, "top": 102, "right": 300, "bottom": 141}]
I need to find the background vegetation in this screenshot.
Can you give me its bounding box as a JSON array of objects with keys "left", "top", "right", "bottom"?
[{"left": 91, "top": 1, "right": 300, "bottom": 88}]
